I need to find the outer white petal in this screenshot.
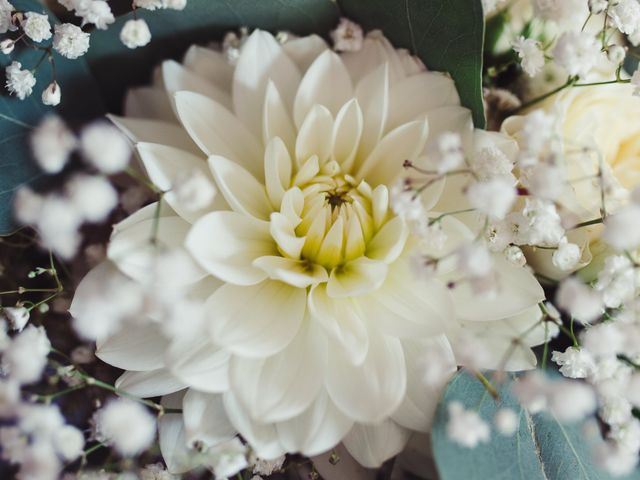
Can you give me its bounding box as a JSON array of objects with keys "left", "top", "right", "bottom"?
[
  {"left": 96, "top": 321, "right": 168, "bottom": 371},
  {"left": 183, "top": 45, "right": 233, "bottom": 93},
  {"left": 107, "top": 215, "right": 207, "bottom": 286},
  {"left": 342, "top": 31, "right": 406, "bottom": 85},
  {"left": 326, "top": 329, "right": 406, "bottom": 423},
  {"left": 282, "top": 34, "right": 328, "bottom": 72},
  {"left": 208, "top": 155, "right": 272, "bottom": 220},
  {"left": 229, "top": 320, "right": 325, "bottom": 423},
  {"left": 276, "top": 390, "right": 353, "bottom": 457},
  {"left": 451, "top": 304, "right": 545, "bottom": 371},
  {"left": 224, "top": 392, "right": 286, "bottom": 459},
  {"left": 423, "top": 105, "right": 474, "bottom": 156},
  {"left": 358, "top": 260, "right": 451, "bottom": 339},
  {"left": 159, "top": 391, "right": 194, "bottom": 474},
  {"left": 125, "top": 86, "right": 175, "bottom": 122},
  {"left": 174, "top": 91, "right": 263, "bottom": 180},
  {"left": 185, "top": 211, "right": 277, "bottom": 286},
  {"left": 386, "top": 72, "right": 460, "bottom": 131},
  {"left": 342, "top": 419, "right": 411, "bottom": 469},
  {"left": 293, "top": 50, "right": 353, "bottom": 128},
  {"left": 206, "top": 280, "right": 306, "bottom": 358},
  {"left": 356, "top": 118, "right": 429, "bottom": 187},
  {"left": 233, "top": 29, "right": 301, "bottom": 138},
  {"left": 167, "top": 335, "right": 230, "bottom": 393},
  {"left": 182, "top": 390, "right": 236, "bottom": 447},
  {"left": 448, "top": 256, "right": 545, "bottom": 322},
  {"left": 108, "top": 115, "right": 199, "bottom": 153},
  {"left": 308, "top": 283, "right": 369, "bottom": 365},
  {"left": 112, "top": 200, "right": 175, "bottom": 233},
  {"left": 391, "top": 336, "right": 456, "bottom": 431},
  {"left": 137, "top": 142, "right": 225, "bottom": 223},
  {"left": 354, "top": 63, "right": 389, "bottom": 164},
  {"left": 115, "top": 369, "right": 186, "bottom": 398},
  {"left": 262, "top": 82, "right": 297, "bottom": 154},
  {"left": 162, "top": 60, "right": 232, "bottom": 110},
  {"left": 326, "top": 257, "right": 388, "bottom": 298}
]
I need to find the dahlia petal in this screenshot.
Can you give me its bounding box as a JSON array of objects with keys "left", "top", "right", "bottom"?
[
  {"left": 293, "top": 155, "right": 320, "bottom": 186},
  {"left": 208, "top": 154, "right": 272, "bottom": 220},
  {"left": 206, "top": 280, "right": 306, "bottom": 358},
  {"left": 269, "top": 212, "right": 305, "bottom": 259},
  {"left": 224, "top": 392, "right": 287, "bottom": 459},
  {"left": 112, "top": 200, "right": 175, "bottom": 233},
  {"left": 342, "top": 31, "right": 406, "bottom": 85},
  {"left": 358, "top": 262, "right": 452, "bottom": 339},
  {"left": 253, "top": 256, "right": 328, "bottom": 288},
  {"left": 354, "top": 63, "right": 389, "bottom": 164},
  {"left": 263, "top": 82, "right": 297, "bottom": 154},
  {"left": 107, "top": 215, "right": 207, "bottom": 286},
  {"left": 276, "top": 390, "right": 353, "bottom": 457},
  {"left": 185, "top": 211, "right": 276, "bottom": 285},
  {"left": 365, "top": 216, "right": 408, "bottom": 263},
  {"left": 448, "top": 256, "right": 545, "bottom": 322},
  {"left": 183, "top": 45, "right": 234, "bottom": 93},
  {"left": 233, "top": 30, "right": 301, "bottom": 138},
  {"left": 137, "top": 142, "right": 225, "bottom": 223},
  {"left": 293, "top": 50, "right": 353, "bottom": 128},
  {"left": 386, "top": 72, "right": 461, "bottom": 131},
  {"left": 296, "top": 105, "right": 334, "bottom": 166},
  {"left": 125, "top": 86, "right": 175, "bottom": 122},
  {"left": 308, "top": 283, "right": 369, "bottom": 365},
  {"left": 282, "top": 34, "right": 328, "bottom": 72},
  {"left": 115, "top": 368, "right": 186, "bottom": 397},
  {"left": 174, "top": 91, "right": 263, "bottom": 180},
  {"left": 342, "top": 419, "right": 411, "bottom": 468},
  {"left": 357, "top": 118, "right": 429, "bottom": 187},
  {"left": 162, "top": 59, "right": 232, "bottom": 110},
  {"left": 326, "top": 257, "right": 388, "bottom": 298},
  {"left": 452, "top": 304, "right": 545, "bottom": 371},
  {"left": 332, "top": 99, "right": 363, "bottom": 171},
  {"left": 96, "top": 321, "right": 169, "bottom": 371},
  {"left": 229, "top": 321, "right": 325, "bottom": 423},
  {"left": 391, "top": 336, "right": 457, "bottom": 431},
  {"left": 371, "top": 185, "right": 390, "bottom": 231},
  {"left": 159, "top": 392, "right": 193, "bottom": 474},
  {"left": 108, "top": 115, "right": 200, "bottom": 153},
  {"left": 326, "top": 330, "right": 406, "bottom": 423},
  {"left": 264, "top": 136, "right": 293, "bottom": 207},
  {"left": 279, "top": 187, "right": 305, "bottom": 224},
  {"left": 344, "top": 214, "right": 366, "bottom": 262},
  {"left": 167, "top": 335, "right": 230, "bottom": 393},
  {"left": 424, "top": 105, "right": 474, "bottom": 155},
  {"left": 182, "top": 390, "right": 236, "bottom": 447},
  {"left": 316, "top": 216, "right": 344, "bottom": 269}
]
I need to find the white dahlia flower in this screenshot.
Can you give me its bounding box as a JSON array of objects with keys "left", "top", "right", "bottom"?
[{"left": 70, "top": 29, "right": 546, "bottom": 470}]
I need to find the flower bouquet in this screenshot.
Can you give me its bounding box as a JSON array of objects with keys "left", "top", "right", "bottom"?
[{"left": 1, "top": 0, "right": 640, "bottom": 479}]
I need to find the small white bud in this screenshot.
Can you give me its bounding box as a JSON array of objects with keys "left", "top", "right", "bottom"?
[
  {"left": 607, "top": 45, "right": 626, "bottom": 64},
  {"left": 41, "top": 82, "right": 61, "bottom": 106},
  {"left": 120, "top": 19, "right": 151, "bottom": 49},
  {"left": 0, "top": 38, "right": 13, "bottom": 54}
]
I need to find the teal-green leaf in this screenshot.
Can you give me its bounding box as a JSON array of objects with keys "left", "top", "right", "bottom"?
[
  {"left": 0, "top": 0, "right": 105, "bottom": 235},
  {"left": 338, "top": 0, "right": 486, "bottom": 129},
  {"left": 86, "top": 0, "right": 340, "bottom": 111},
  {"left": 432, "top": 371, "right": 640, "bottom": 480}
]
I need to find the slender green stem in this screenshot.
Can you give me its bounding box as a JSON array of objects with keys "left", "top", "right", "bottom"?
[
  {"left": 428, "top": 208, "right": 477, "bottom": 226},
  {"left": 474, "top": 370, "right": 499, "bottom": 400},
  {"left": 513, "top": 76, "right": 577, "bottom": 112},
  {"left": 574, "top": 79, "right": 631, "bottom": 87},
  {"left": 541, "top": 322, "right": 550, "bottom": 369},
  {"left": 571, "top": 217, "right": 604, "bottom": 229}
]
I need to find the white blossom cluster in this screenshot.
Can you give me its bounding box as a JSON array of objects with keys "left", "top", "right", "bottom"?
[{"left": 0, "top": 0, "right": 188, "bottom": 105}]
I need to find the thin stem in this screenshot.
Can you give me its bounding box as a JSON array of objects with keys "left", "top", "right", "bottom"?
[
  {"left": 574, "top": 79, "right": 630, "bottom": 87},
  {"left": 571, "top": 217, "right": 604, "bottom": 229},
  {"left": 474, "top": 370, "right": 499, "bottom": 400},
  {"left": 428, "top": 208, "right": 476, "bottom": 226},
  {"left": 513, "top": 76, "right": 577, "bottom": 113}
]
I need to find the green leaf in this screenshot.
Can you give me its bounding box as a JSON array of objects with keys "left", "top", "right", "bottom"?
[
  {"left": 432, "top": 371, "right": 640, "bottom": 480},
  {"left": 337, "top": 0, "right": 486, "bottom": 128},
  {"left": 0, "top": 0, "right": 105, "bottom": 235},
  {"left": 86, "top": 0, "right": 340, "bottom": 111}
]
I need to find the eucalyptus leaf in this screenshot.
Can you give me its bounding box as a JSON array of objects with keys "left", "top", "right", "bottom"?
[
  {"left": 86, "top": 0, "right": 340, "bottom": 111},
  {"left": 0, "top": 0, "right": 105, "bottom": 235},
  {"left": 338, "top": 0, "right": 486, "bottom": 128},
  {"left": 432, "top": 371, "right": 640, "bottom": 480}
]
